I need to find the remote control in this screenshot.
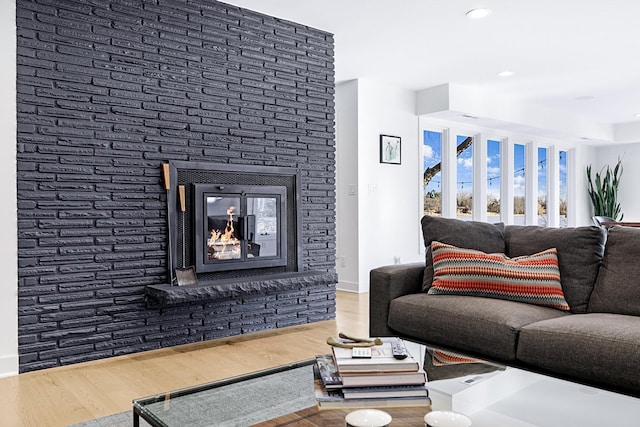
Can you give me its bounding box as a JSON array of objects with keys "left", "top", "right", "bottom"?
[
  {"left": 391, "top": 340, "right": 409, "bottom": 360},
  {"left": 351, "top": 347, "right": 372, "bottom": 358}
]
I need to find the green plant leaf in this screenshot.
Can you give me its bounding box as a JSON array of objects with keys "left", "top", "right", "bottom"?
[{"left": 586, "top": 158, "right": 624, "bottom": 220}]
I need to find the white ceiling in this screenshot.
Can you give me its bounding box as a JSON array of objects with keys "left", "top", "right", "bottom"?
[{"left": 223, "top": 0, "right": 640, "bottom": 142}]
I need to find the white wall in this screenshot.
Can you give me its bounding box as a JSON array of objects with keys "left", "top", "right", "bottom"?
[
  {"left": 335, "top": 79, "right": 422, "bottom": 293},
  {"left": 594, "top": 142, "right": 640, "bottom": 222},
  {"left": 357, "top": 80, "right": 423, "bottom": 291},
  {"left": 0, "top": 0, "right": 18, "bottom": 378},
  {"left": 575, "top": 145, "right": 600, "bottom": 226},
  {"left": 335, "top": 81, "right": 360, "bottom": 291}
]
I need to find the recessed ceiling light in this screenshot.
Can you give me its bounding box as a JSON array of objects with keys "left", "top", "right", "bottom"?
[
  {"left": 497, "top": 70, "right": 514, "bottom": 77},
  {"left": 466, "top": 8, "right": 492, "bottom": 19},
  {"left": 634, "top": 113, "right": 640, "bottom": 118},
  {"left": 575, "top": 95, "right": 595, "bottom": 101}
]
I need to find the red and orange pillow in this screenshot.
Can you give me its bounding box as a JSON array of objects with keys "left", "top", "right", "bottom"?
[{"left": 427, "top": 241, "right": 570, "bottom": 311}]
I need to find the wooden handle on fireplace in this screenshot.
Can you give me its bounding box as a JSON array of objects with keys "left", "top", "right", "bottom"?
[
  {"left": 162, "top": 164, "right": 170, "bottom": 190},
  {"left": 178, "top": 185, "right": 186, "bottom": 212}
]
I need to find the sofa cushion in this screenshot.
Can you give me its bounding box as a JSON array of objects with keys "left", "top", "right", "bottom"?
[
  {"left": 588, "top": 226, "right": 640, "bottom": 316},
  {"left": 504, "top": 225, "right": 605, "bottom": 313},
  {"left": 387, "top": 293, "right": 567, "bottom": 361},
  {"left": 421, "top": 216, "right": 505, "bottom": 291},
  {"left": 428, "top": 242, "right": 570, "bottom": 310},
  {"left": 517, "top": 313, "right": 640, "bottom": 394}
]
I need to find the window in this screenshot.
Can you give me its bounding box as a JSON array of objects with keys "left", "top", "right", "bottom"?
[
  {"left": 487, "top": 139, "right": 501, "bottom": 222},
  {"left": 419, "top": 121, "right": 572, "bottom": 228},
  {"left": 514, "top": 143, "right": 525, "bottom": 224},
  {"left": 456, "top": 134, "right": 473, "bottom": 219},
  {"left": 423, "top": 130, "right": 442, "bottom": 217},
  {"left": 538, "top": 147, "right": 548, "bottom": 226},
  {"left": 559, "top": 150, "right": 568, "bottom": 227}
]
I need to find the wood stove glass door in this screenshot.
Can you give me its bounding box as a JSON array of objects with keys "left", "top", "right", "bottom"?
[
  {"left": 246, "top": 195, "right": 280, "bottom": 258},
  {"left": 206, "top": 195, "right": 241, "bottom": 261}
]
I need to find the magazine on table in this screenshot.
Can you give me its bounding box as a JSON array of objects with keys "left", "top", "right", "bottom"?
[
  {"left": 341, "top": 384, "right": 429, "bottom": 399},
  {"left": 330, "top": 337, "right": 420, "bottom": 373}
]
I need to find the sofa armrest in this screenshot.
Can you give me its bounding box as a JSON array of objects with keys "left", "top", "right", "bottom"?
[{"left": 369, "top": 263, "right": 425, "bottom": 337}]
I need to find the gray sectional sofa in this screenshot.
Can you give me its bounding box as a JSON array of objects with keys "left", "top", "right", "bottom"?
[{"left": 370, "top": 216, "right": 640, "bottom": 396}]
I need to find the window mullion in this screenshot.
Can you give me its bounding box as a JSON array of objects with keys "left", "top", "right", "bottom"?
[
  {"left": 473, "top": 134, "right": 486, "bottom": 221},
  {"left": 442, "top": 129, "right": 457, "bottom": 217},
  {"left": 547, "top": 145, "right": 560, "bottom": 227},
  {"left": 525, "top": 141, "right": 538, "bottom": 225},
  {"left": 501, "top": 138, "right": 514, "bottom": 224},
  {"left": 567, "top": 149, "right": 577, "bottom": 227}
]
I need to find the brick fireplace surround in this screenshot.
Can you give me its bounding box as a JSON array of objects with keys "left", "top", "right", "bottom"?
[{"left": 16, "top": 0, "right": 336, "bottom": 372}]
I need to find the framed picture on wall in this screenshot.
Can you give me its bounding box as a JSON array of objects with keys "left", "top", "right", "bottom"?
[{"left": 380, "top": 135, "right": 401, "bottom": 164}]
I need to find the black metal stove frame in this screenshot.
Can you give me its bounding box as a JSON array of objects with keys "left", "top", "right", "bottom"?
[{"left": 166, "top": 161, "right": 302, "bottom": 284}]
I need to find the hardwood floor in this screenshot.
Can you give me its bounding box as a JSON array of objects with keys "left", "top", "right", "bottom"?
[{"left": 0, "top": 291, "right": 369, "bottom": 427}]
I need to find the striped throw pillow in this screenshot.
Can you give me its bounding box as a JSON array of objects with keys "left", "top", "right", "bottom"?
[
  {"left": 428, "top": 241, "right": 570, "bottom": 311},
  {"left": 432, "top": 349, "right": 487, "bottom": 366}
]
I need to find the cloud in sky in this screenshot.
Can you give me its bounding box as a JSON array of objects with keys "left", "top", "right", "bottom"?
[
  {"left": 514, "top": 175, "right": 525, "bottom": 195},
  {"left": 423, "top": 144, "right": 434, "bottom": 160},
  {"left": 458, "top": 157, "right": 473, "bottom": 168},
  {"left": 487, "top": 189, "right": 500, "bottom": 198}
]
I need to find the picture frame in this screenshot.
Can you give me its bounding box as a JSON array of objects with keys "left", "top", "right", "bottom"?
[{"left": 380, "top": 135, "right": 401, "bottom": 164}]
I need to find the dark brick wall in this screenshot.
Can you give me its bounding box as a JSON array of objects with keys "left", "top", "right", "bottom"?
[{"left": 16, "top": 0, "right": 336, "bottom": 372}]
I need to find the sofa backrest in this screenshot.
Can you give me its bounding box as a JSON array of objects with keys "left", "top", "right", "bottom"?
[
  {"left": 504, "top": 225, "right": 606, "bottom": 313},
  {"left": 588, "top": 226, "right": 640, "bottom": 316}
]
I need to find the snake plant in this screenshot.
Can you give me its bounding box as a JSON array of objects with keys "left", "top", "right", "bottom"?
[{"left": 586, "top": 157, "right": 623, "bottom": 221}]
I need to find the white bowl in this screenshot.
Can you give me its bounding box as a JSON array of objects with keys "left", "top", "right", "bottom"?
[
  {"left": 345, "top": 409, "right": 392, "bottom": 427},
  {"left": 424, "top": 410, "right": 472, "bottom": 427}
]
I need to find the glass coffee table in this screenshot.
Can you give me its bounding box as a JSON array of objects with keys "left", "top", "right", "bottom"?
[
  {"left": 133, "top": 342, "right": 640, "bottom": 427},
  {"left": 132, "top": 358, "right": 428, "bottom": 426}
]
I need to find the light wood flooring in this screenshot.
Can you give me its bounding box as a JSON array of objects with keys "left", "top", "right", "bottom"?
[{"left": 0, "top": 291, "right": 369, "bottom": 427}]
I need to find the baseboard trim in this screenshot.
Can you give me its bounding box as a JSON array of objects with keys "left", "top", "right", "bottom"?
[
  {"left": 0, "top": 355, "right": 18, "bottom": 378},
  {"left": 337, "top": 280, "right": 360, "bottom": 293}
]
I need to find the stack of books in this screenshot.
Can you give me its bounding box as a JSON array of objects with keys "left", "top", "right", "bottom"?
[{"left": 314, "top": 337, "right": 431, "bottom": 410}]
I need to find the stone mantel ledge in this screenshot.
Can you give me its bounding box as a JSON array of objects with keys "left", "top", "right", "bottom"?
[{"left": 144, "top": 271, "right": 338, "bottom": 308}]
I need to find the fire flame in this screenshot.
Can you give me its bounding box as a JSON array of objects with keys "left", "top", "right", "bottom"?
[{"left": 208, "top": 206, "right": 241, "bottom": 259}]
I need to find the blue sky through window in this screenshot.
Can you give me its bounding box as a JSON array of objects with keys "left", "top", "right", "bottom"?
[
  {"left": 539, "top": 147, "right": 548, "bottom": 200},
  {"left": 423, "top": 130, "right": 442, "bottom": 193},
  {"left": 487, "top": 140, "right": 500, "bottom": 200},
  {"left": 514, "top": 144, "right": 525, "bottom": 197},
  {"left": 456, "top": 135, "right": 472, "bottom": 192},
  {"left": 559, "top": 150, "right": 567, "bottom": 202}
]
